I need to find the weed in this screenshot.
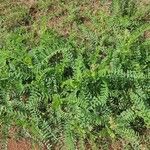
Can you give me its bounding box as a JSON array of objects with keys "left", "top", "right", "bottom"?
[{"left": 0, "top": 0, "right": 150, "bottom": 149}]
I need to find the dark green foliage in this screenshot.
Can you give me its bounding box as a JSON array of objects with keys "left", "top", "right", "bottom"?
[{"left": 0, "top": 0, "right": 150, "bottom": 149}]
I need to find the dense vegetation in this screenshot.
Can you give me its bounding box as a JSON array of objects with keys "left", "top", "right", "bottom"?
[{"left": 0, "top": 0, "right": 150, "bottom": 149}]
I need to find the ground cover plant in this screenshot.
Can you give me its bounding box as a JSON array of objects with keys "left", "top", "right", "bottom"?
[{"left": 0, "top": 0, "right": 150, "bottom": 149}]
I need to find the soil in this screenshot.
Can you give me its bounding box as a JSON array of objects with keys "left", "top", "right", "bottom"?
[
  {"left": 7, "top": 137, "right": 45, "bottom": 150},
  {"left": 7, "top": 138, "right": 32, "bottom": 150},
  {"left": 0, "top": 127, "right": 41, "bottom": 150}
]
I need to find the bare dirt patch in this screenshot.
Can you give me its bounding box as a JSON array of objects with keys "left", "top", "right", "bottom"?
[
  {"left": 47, "top": 0, "right": 112, "bottom": 37},
  {"left": 0, "top": 127, "right": 40, "bottom": 150},
  {"left": 7, "top": 138, "right": 32, "bottom": 150},
  {"left": 144, "top": 31, "right": 150, "bottom": 39},
  {"left": 20, "top": 0, "right": 36, "bottom": 7}
]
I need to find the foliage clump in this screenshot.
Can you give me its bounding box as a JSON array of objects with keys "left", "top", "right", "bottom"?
[{"left": 0, "top": 0, "right": 150, "bottom": 149}]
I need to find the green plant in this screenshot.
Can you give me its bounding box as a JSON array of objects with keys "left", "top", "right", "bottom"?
[{"left": 0, "top": 0, "right": 150, "bottom": 149}]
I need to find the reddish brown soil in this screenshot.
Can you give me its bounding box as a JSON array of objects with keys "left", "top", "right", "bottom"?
[
  {"left": 7, "top": 138, "right": 32, "bottom": 150},
  {"left": 0, "top": 127, "right": 40, "bottom": 150}
]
